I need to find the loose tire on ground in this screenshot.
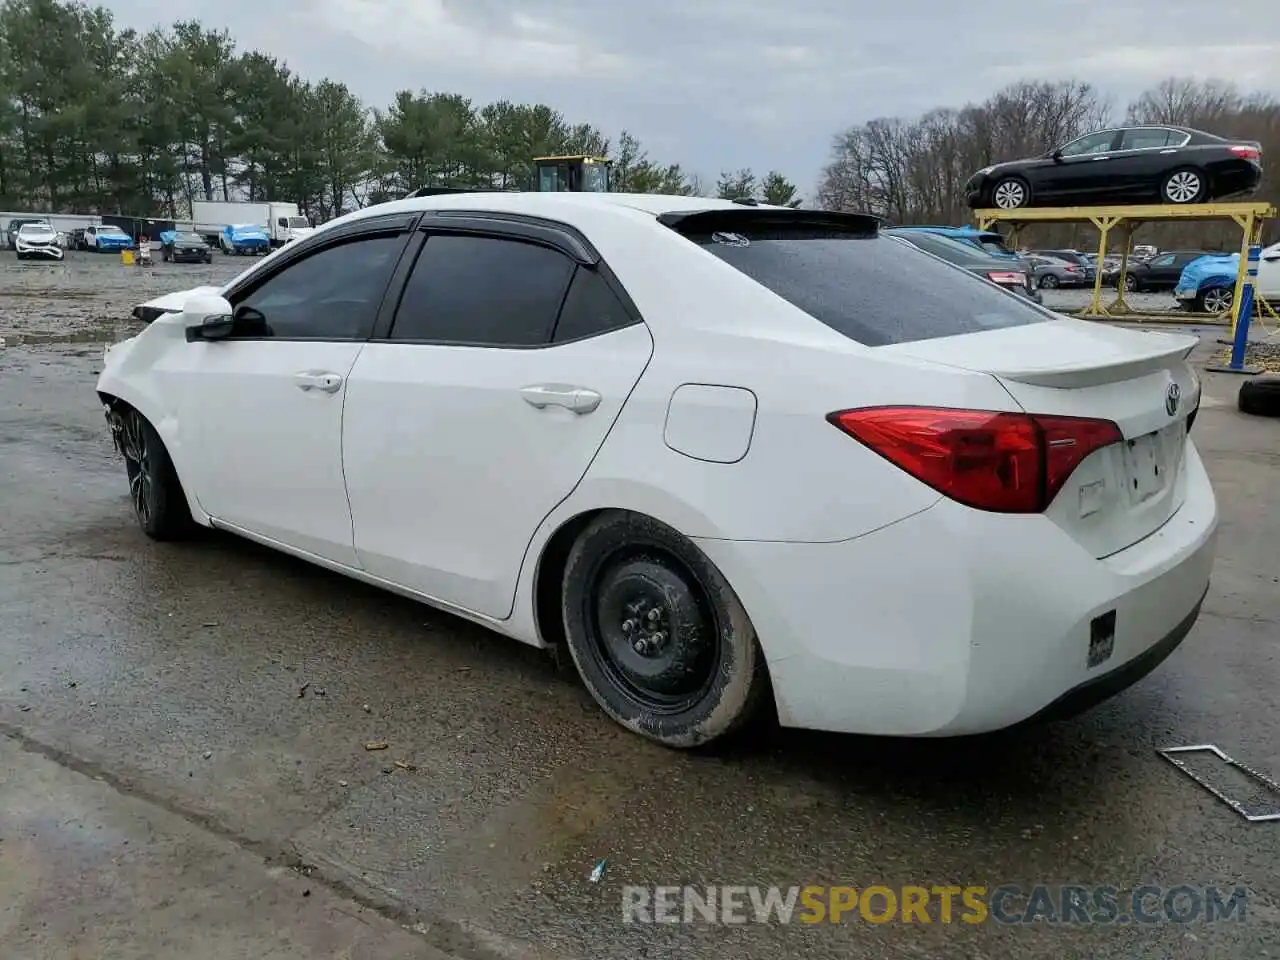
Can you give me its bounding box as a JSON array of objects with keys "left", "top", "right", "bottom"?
[
  {"left": 117, "top": 406, "right": 195, "bottom": 540},
  {"left": 1238, "top": 377, "right": 1280, "bottom": 417},
  {"left": 561, "top": 510, "right": 770, "bottom": 749}
]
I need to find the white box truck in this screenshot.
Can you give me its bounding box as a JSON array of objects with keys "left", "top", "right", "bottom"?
[{"left": 191, "top": 200, "right": 314, "bottom": 249}]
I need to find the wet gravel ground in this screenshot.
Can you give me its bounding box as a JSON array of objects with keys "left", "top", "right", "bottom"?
[
  {"left": 0, "top": 249, "right": 250, "bottom": 343},
  {"left": 2, "top": 255, "right": 1279, "bottom": 959}
]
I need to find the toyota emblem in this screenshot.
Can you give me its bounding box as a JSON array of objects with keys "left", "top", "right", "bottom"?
[{"left": 1166, "top": 382, "right": 1181, "bottom": 416}]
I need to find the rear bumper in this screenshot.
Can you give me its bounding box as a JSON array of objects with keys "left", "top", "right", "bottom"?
[{"left": 694, "top": 441, "right": 1218, "bottom": 737}]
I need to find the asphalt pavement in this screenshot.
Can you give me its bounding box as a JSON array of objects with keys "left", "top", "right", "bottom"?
[{"left": 1, "top": 252, "right": 1279, "bottom": 959}]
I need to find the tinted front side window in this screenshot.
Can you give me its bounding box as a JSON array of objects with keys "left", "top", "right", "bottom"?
[
  {"left": 1059, "top": 132, "right": 1116, "bottom": 156},
  {"left": 235, "top": 234, "right": 405, "bottom": 339},
  {"left": 693, "top": 231, "right": 1050, "bottom": 346},
  {"left": 390, "top": 234, "right": 575, "bottom": 345}
]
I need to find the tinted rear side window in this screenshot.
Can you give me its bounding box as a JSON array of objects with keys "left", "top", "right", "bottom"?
[
  {"left": 390, "top": 234, "right": 575, "bottom": 346},
  {"left": 552, "top": 266, "right": 637, "bottom": 343},
  {"left": 692, "top": 231, "right": 1049, "bottom": 346}
]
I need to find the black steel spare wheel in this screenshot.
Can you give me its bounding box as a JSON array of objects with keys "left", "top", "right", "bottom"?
[
  {"left": 117, "top": 407, "right": 193, "bottom": 540},
  {"left": 561, "top": 511, "right": 769, "bottom": 748}
]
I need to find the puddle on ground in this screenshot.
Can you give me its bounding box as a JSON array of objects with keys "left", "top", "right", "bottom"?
[{"left": 1, "top": 325, "right": 143, "bottom": 346}]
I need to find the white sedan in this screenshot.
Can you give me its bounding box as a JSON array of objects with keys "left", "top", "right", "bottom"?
[
  {"left": 15, "top": 221, "right": 64, "bottom": 260},
  {"left": 98, "top": 192, "right": 1218, "bottom": 748}
]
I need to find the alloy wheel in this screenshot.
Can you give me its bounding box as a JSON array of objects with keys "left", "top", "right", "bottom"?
[
  {"left": 1164, "top": 171, "right": 1202, "bottom": 204},
  {"left": 119, "top": 412, "right": 153, "bottom": 527},
  {"left": 993, "top": 180, "right": 1027, "bottom": 209},
  {"left": 1203, "top": 287, "right": 1233, "bottom": 314}
]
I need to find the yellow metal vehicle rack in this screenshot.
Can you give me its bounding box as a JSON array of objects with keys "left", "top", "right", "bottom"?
[{"left": 973, "top": 201, "right": 1275, "bottom": 332}]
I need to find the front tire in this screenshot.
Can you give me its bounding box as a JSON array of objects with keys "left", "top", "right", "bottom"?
[
  {"left": 1162, "top": 168, "right": 1206, "bottom": 204},
  {"left": 1122, "top": 273, "right": 1139, "bottom": 293},
  {"left": 1196, "top": 286, "right": 1233, "bottom": 314},
  {"left": 1038, "top": 274, "right": 1059, "bottom": 289},
  {"left": 117, "top": 408, "right": 193, "bottom": 541},
  {"left": 561, "top": 511, "right": 769, "bottom": 749},
  {"left": 990, "top": 177, "right": 1030, "bottom": 210}
]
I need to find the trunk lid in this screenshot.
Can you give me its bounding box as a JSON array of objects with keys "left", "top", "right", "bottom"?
[{"left": 880, "top": 319, "right": 1202, "bottom": 558}]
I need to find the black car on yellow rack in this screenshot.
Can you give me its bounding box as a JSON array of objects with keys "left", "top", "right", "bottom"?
[{"left": 965, "top": 125, "right": 1263, "bottom": 210}]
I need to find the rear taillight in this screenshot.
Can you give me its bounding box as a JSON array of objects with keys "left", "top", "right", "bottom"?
[
  {"left": 1229, "top": 145, "right": 1261, "bottom": 160},
  {"left": 827, "top": 406, "right": 1123, "bottom": 514},
  {"left": 987, "top": 271, "right": 1025, "bottom": 285},
  {"left": 1065, "top": 264, "right": 1080, "bottom": 272}
]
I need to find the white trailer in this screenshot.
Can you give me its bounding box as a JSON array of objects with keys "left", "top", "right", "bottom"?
[{"left": 191, "top": 200, "right": 313, "bottom": 248}]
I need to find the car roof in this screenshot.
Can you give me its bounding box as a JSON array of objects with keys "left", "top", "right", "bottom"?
[{"left": 323, "top": 192, "right": 794, "bottom": 237}]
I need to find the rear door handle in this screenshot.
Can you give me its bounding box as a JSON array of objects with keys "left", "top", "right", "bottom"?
[
  {"left": 520, "top": 384, "right": 602, "bottom": 414},
  {"left": 294, "top": 371, "right": 344, "bottom": 393}
]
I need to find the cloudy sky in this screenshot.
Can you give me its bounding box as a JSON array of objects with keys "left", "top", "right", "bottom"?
[{"left": 113, "top": 0, "right": 1280, "bottom": 195}]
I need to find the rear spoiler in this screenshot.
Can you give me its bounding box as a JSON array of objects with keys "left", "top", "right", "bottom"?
[{"left": 657, "top": 207, "right": 881, "bottom": 237}]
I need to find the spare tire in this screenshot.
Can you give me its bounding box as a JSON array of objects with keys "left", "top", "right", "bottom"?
[{"left": 1238, "top": 377, "right": 1280, "bottom": 417}]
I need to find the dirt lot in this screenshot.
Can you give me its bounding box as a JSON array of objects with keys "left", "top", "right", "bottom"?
[
  {"left": 2, "top": 252, "right": 1279, "bottom": 959},
  {"left": 0, "top": 249, "right": 249, "bottom": 343}
]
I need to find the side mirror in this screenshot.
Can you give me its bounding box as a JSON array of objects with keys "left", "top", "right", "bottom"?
[
  {"left": 1051, "top": 149, "right": 1064, "bottom": 162},
  {"left": 183, "top": 293, "right": 235, "bottom": 342}
]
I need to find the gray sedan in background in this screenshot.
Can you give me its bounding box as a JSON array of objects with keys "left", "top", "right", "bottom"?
[
  {"left": 1026, "top": 254, "right": 1089, "bottom": 289},
  {"left": 883, "top": 228, "right": 1042, "bottom": 302}
]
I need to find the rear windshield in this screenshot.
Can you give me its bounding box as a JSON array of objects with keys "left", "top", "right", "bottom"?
[{"left": 692, "top": 229, "right": 1050, "bottom": 346}]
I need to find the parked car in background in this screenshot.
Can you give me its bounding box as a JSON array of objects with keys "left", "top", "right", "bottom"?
[
  {"left": 1174, "top": 242, "right": 1280, "bottom": 314},
  {"left": 83, "top": 224, "right": 134, "bottom": 252},
  {"left": 100, "top": 193, "right": 1216, "bottom": 749},
  {"left": 965, "top": 125, "right": 1264, "bottom": 209},
  {"left": 883, "top": 227, "right": 1041, "bottom": 302},
  {"left": 159, "top": 230, "right": 214, "bottom": 263},
  {"left": 1132, "top": 244, "right": 1158, "bottom": 260},
  {"left": 14, "top": 221, "right": 64, "bottom": 260},
  {"left": 891, "top": 225, "right": 1022, "bottom": 261},
  {"left": 1026, "top": 254, "right": 1087, "bottom": 289},
  {"left": 1031, "top": 249, "right": 1096, "bottom": 283},
  {"left": 4, "top": 217, "right": 50, "bottom": 249},
  {"left": 220, "top": 223, "right": 271, "bottom": 256},
  {"left": 1118, "top": 249, "right": 1220, "bottom": 293}
]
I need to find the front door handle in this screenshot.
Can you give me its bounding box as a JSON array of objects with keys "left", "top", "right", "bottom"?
[
  {"left": 294, "top": 371, "right": 344, "bottom": 393},
  {"left": 520, "top": 384, "right": 602, "bottom": 414}
]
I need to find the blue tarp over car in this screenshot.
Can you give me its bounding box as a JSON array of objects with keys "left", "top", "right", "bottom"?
[
  {"left": 1175, "top": 253, "right": 1239, "bottom": 299},
  {"left": 223, "top": 224, "right": 270, "bottom": 249}
]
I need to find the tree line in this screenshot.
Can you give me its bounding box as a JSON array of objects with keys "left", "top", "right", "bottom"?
[
  {"left": 816, "top": 77, "right": 1280, "bottom": 249},
  {"left": 0, "top": 0, "right": 801, "bottom": 220}
]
